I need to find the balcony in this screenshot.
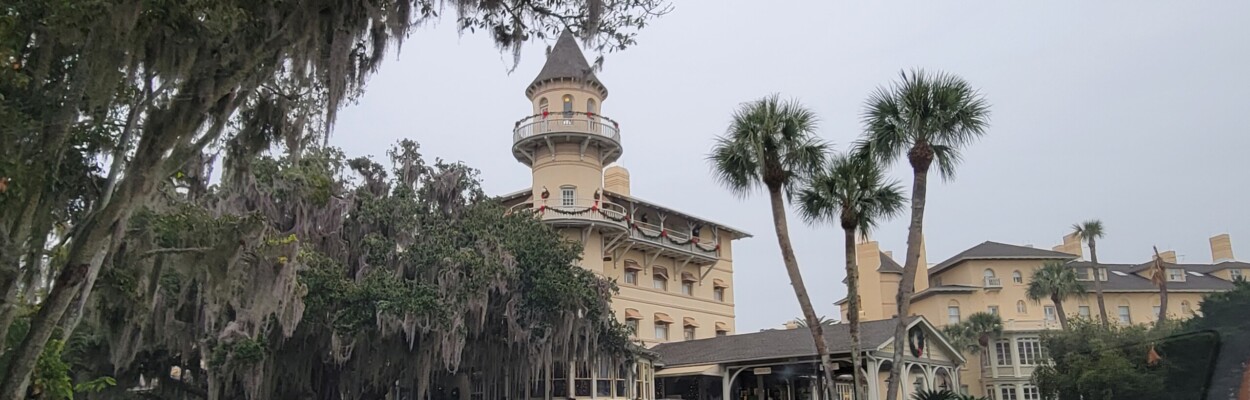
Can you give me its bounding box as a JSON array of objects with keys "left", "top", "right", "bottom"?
[
  {"left": 509, "top": 198, "right": 629, "bottom": 231},
  {"left": 512, "top": 112, "right": 623, "bottom": 165},
  {"left": 983, "top": 276, "right": 1002, "bottom": 290},
  {"left": 623, "top": 220, "right": 720, "bottom": 266}
]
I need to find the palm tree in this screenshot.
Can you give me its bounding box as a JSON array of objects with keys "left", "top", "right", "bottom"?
[
  {"left": 709, "top": 94, "right": 833, "bottom": 395},
  {"left": 793, "top": 315, "right": 838, "bottom": 327},
  {"left": 796, "top": 152, "right": 906, "bottom": 399},
  {"left": 942, "top": 312, "right": 1003, "bottom": 368},
  {"left": 1072, "top": 220, "right": 1109, "bottom": 326},
  {"left": 1026, "top": 261, "right": 1086, "bottom": 330},
  {"left": 858, "top": 69, "right": 991, "bottom": 400},
  {"left": 1150, "top": 246, "right": 1169, "bottom": 323}
]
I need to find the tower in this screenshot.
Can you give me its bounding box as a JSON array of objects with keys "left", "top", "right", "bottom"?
[{"left": 512, "top": 29, "right": 622, "bottom": 208}]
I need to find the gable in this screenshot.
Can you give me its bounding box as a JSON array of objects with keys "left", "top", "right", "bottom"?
[{"left": 873, "top": 317, "right": 965, "bottom": 365}]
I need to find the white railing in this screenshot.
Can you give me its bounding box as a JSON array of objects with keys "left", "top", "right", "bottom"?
[
  {"left": 511, "top": 198, "right": 628, "bottom": 227},
  {"left": 628, "top": 220, "right": 716, "bottom": 258},
  {"left": 984, "top": 276, "right": 1002, "bottom": 288},
  {"left": 513, "top": 112, "right": 621, "bottom": 143}
]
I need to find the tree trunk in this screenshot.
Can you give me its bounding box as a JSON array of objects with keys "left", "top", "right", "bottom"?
[
  {"left": 766, "top": 186, "right": 838, "bottom": 399},
  {"left": 844, "top": 226, "right": 865, "bottom": 400},
  {"left": 885, "top": 166, "right": 929, "bottom": 400},
  {"left": 1051, "top": 294, "right": 1069, "bottom": 330},
  {"left": 1158, "top": 277, "right": 1168, "bottom": 324},
  {"left": 1089, "top": 239, "right": 1109, "bottom": 326}
]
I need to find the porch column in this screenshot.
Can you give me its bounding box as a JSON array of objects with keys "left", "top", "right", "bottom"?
[
  {"left": 723, "top": 367, "right": 732, "bottom": 400},
  {"left": 865, "top": 359, "right": 879, "bottom": 400},
  {"left": 924, "top": 366, "right": 935, "bottom": 391},
  {"left": 900, "top": 362, "right": 910, "bottom": 400}
]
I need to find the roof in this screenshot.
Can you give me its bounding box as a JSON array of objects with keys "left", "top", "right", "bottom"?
[
  {"left": 929, "top": 241, "right": 1077, "bottom": 276},
  {"left": 495, "top": 188, "right": 751, "bottom": 239},
  {"left": 878, "top": 252, "right": 904, "bottom": 273},
  {"left": 910, "top": 284, "right": 980, "bottom": 301},
  {"left": 526, "top": 29, "right": 608, "bottom": 98},
  {"left": 1066, "top": 261, "right": 1237, "bottom": 292},
  {"left": 651, "top": 318, "right": 913, "bottom": 367}
]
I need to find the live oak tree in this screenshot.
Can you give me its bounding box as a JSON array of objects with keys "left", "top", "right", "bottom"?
[{"left": 0, "top": 0, "right": 666, "bottom": 396}]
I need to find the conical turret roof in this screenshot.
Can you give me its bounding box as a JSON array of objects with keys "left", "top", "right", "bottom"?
[{"left": 526, "top": 29, "right": 608, "bottom": 98}]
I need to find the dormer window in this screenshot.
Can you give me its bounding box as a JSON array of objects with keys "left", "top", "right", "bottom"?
[{"left": 1166, "top": 268, "right": 1186, "bottom": 282}]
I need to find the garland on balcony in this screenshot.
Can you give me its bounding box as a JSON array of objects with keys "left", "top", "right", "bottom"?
[{"left": 527, "top": 200, "right": 721, "bottom": 254}]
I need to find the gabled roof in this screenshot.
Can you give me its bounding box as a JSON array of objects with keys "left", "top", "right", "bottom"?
[
  {"left": 1067, "top": 262, "right": 1237, "bottom": 292},
  {"left": 878, "top": 252, "right": 904, "bottom": 273},
  {"left": 929, "top": 241, "right": 1077, "bottom": 276},
  {"left": 526, "top": 29, "right": 608, "bottom": 98},
  {"left": 651, "top": 317, "right": 924, "bottom": 367},
  {"left": 911, "top": 284, "right": 980, "bottom": 301}
]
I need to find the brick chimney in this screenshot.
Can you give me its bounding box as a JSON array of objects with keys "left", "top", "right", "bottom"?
[
  {"left": 1210, "top": 234, "right": 1235, "bottom": 263},
  {"left": 1158, "top": 250, "right": 1177, "bottom": 263},
  {"left": 604, "top": 165, "right": 630, "bottom": 196},
  {"left": 1052, "top": 232, "right": 1084, "bottom": 259}
]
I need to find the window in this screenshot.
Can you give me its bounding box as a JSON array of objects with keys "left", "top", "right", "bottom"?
[
  {"left": 1097, "top": 268, "right": 1107, "bottom": 281},
  {"left": 552, "top": 362, "right": 568, "bottom": 398},
  {"left": 1017, "top": 338, "right": 1042, "bottom": 365},
  {"left": 1153, "top": 305, "right": 1161, "bottom": 319},
  {"left": 652, "top": 267, "right": 668, "bottom": 290},
  {"left": 1076, "top": 268, "right": 1091, "bottom": 281},
  {"left": 995, "top": 340, "right": 1012, "bottom": 366},
  {"left": 714, "top": 287, "right": 725, "bottom": 302},
  {"left": 1232, "top": 269, "right": 1244, "bottom": 281},
  {"left": 716, "top": 330, "right": 727, "bottom": 337},
  {"left": 596, "top": 361, "right": 612, "bottom": 397},
  {"left": 988, "top": 305, "right": 999, "bottom": 315},
  {"left": 1044, "top": 305, "right": 1057, "bottom": 322},
  {"left": 560, "top": 186, "right": 576, "bottom": 207},
  {"left": 981, "top": 352, "right": 989, "bottom": 367},
  {"left": 948, "top": 303, "right": 961, "bottom": 324},
  {"left": 1022, "top": 385, "right": 1040, "bottom": 400},
  {"left": 654, "top": 323, "right": 669, "bottom": 340},
  {"left": 539, "top": 97, "right": 549, "bottom": 114},
  {"left": 624, "top": 270, "right": 637, "bottom": 285},
  {"left": 1167, "top": 268, "right": 1186, "bottom": 282},
  {"left": 683, "top": 326, "right": 695, "bottom": 341},
  {"left": 1016, "top": 300, "right": 1027, "bottom": 314},
  {"left": 681, "top": 281, "right": 693, "bottom": 295},
  {"left": 1181, "top": 300, "right": 1192, "bottom": 314},
  {"left": 984, "top": 269, "right": 1000, "bottom": 286},
  {"left": 625, "top": 319, "right": 638, "bottom": 335},
  {"left": 587, "top": 98, "right": 597, "bottom": 114},
  {"left": 985, "top": 387, "right": 995, "bottom": 400},
  {"left": 615, "top": 365, "right": 628, "bottom": 397},
  {"left": 999, "top": 385, "right": 1017, "bottom": 400},
  {"left": 575, "top": 362, "right": 592, "bottom": 397},
  {"left": 1012, "top": 270, "right": 1023, "bottom": 284},
  {"left": 1118, "top": 305, "right": 1131, "bottom": 324},
  {"left": 562, "top": 94, "right": 574, "bottom": 117},
  {"left": 1078, "top": 305, "right": 1091, "bottom": 318}
]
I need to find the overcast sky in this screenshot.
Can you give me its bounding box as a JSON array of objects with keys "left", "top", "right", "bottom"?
[{"left": 332, "top": 1, "right": 1250, "bottom": 332}]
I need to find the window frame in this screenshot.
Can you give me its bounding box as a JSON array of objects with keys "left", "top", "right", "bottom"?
[
  {"left": 1167, "top": 268, "right": 1186, "bottom": 282},
  {"left": 560, "top": 186, "right": 576, "bottom": 207},
  {"left": 1016, "top": 300, "right": 1027, "bottom": 314},
  {"left": 1017, "top": 338, "right": 1042, "bottom": 365},
  {"left": 1078, "top": 305, "right": 1091, "bottom": 318},
  {"left": 624, "top": 270, "right": 638, "bottom": 285},
  {"left": 948, "top": 304, "right": 961, "bottom": 324},
  {"left": 654, "top": 323, "right": 669, "bottom": 340},
  {"left": 713, "top": 287, "right": 725, "bottom": 302},
  {"left": 1012, "top": 270, "right": 1023, "bottom": 284},
  {"left": 1118, "top": 305, "right": 1132, "bottom": 324},
  {"left": 683, "top": 326, "right": 696, "bottom": 341},
  {"left": 1231, "top": 269, "right": 1244, "bottom": 280},
  {"left": 681, "top": 281, "right": 694, "bottom": 296},
  {"left": 652, "top": 275, "right": 667, "bottom": 291},
  {"left": 1043, "top": 305, "right": 1057, "bottom": 322},
  {"left": 999, "top": 385, "right": 1018, "bottom": 400},
  {"left": 994, "top": 340, "right": 1012, "bottom": 366},
  {"left": 988, "top": 305, "right": 999, "bottom": 315}
]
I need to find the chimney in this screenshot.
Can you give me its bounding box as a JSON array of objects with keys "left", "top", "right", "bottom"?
[
  {"left": 603, "top": 165, "right": 631, "bottom": 196},
  {"left": 883, "top": 251, "right": 894, "bottom": 260},
  {"left": 784, "top": 321, "right": 799, "bottom": 330},
  {"left": 1211, "top": 234, "right": 1235, "bottom": 263},
  {"left": 1053, "top": 232, "right": 1084, "bottom": 259},
  {"left": 1158, "top": 250, "right": 1177, "bottom": 264}
]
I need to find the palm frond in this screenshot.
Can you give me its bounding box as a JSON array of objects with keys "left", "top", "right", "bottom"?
[
  {"left": 708, "top": 94, "right": 828, "bottom": 197},
  {"left": 858, "top": 69, "right": 990, "bottom": 178}
]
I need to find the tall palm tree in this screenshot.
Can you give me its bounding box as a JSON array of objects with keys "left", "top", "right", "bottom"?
[
  {"left": 1150, "top": 246, "right": 1169, "bottom": 323},
  {"left": 796, "top": 152, "right": 906, "bottom": 399},
  {"left": 1072, "top": 220, "right": 1109, "bottom": 326},
  {"left": 709, "top": 94, "right": 833, "bottom": 395},
  {"left": 1026, "top": 261, "right": 1086, "bottom": 330},
  {"left": 942, "top": 312, "right": 1004, "bottom": 354},
  {"left": 858, "top": 69, "right": 991, "bottom": 400}
]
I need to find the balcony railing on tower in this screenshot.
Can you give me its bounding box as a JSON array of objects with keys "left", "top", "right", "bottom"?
[{"left": 513, "top": 112, "right": 621, "bottom": 143}]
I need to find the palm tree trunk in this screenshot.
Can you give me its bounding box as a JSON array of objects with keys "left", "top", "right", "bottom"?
[
  {"left": 886, "top": 167, "right": 929, "bottom": 400},
  {"left": 1089, "top": 239, "right": 1109, "bottom": 326},
  {"left": 766, "top": 186, "right": 838, "bottom": 399},
  {"left": 844, "top": 226, "right": 865, "bottom": 400},
  {"left": 1051, "top": 294, "right": 1069, "bottom": 330},
  {"left": 1158, "top": 278, "right": 1168, "bottom": 323}
]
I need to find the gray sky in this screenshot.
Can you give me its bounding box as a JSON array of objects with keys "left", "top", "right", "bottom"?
[{"left": 332, "top": 1, "right": 1250, "bottom": 333}]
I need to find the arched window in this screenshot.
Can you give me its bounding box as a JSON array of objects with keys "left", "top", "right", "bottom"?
[
  {"left": 586, "top": 98, "right": 597, "bottom": 114},
  {"left": 562, "top": 94, "right": 574, "bottom": 117},
  {"left": 1012, "top": 270, "right": 1023, "bottom": 284},
  {"left": 947, "top": 300, "right": 961, "bottom": 324},
  {"left": 984, "top": 269, "right": 996, "bottom": 278},
  {"left": 539, "top": 97, "right": 549, "bottom": 114},
  {"left": 1016, "top": 300, "right": 1027, "bottom": 314},
  {"left": 984, "top": 269, "right": 999, "bottom": 287}
]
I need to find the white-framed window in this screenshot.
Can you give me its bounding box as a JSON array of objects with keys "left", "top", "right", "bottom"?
[
  {"left": 1181, "top": 300, "right": 1192, "bottom": 314},
  {"left": 586, "top": 98, "right": 597, "bottom": 114},
  {"left": 562, "top": 94, "right": 574, "bottom": 117},
  {"left": 624, "top": 270, "right": 637, "bottom": 285},
  {"left": 1167, "top": 268, "right": 1186, "bottom": 282},
  {"left": 652, "top": 275, "right": 666, "bottom": 290},
  {"left": 948, "top": 304, "right": 961, "bottom": 324},
  {"left": 985, "top": 386, "right": 996, "bottom": 400},
  {"left": 981, "top": 351, "right": 989, "bottom": 367},
  {"left": 1076, "top": 268, "right": 1092, "bottom": 281},
  {"left": 1012, "top": 270, "right": 1023, "bottom": 284},
  {"left": 654, "top": 323, "right": 669, "bottom": 340},
  {"left": 625, "top": 319, "right": 638, "bottom": 336},
  {"left": 1022, "top": 385, "right": 1040, "bottom": 400},
  {"left": 1000, "top": 385, "right": 1018, "bottom": 400},
  {"left": 1044, "top": 305, "right": 1057, "bottom": 322},
  {"left": 539, "top": 97, "right": 549, "bottom": 114},
  {"left": 984, "top": 269, "right": 1000, "bottom": 286},
  {"left": 1232, "top": 269, "right": 1244, "bottom": 281},
  {"left": 1078, "top": 306, "right": 1091, "bottom": 318},
  {"left": 1016, "top": 300, "right": 1027, "bottom": 314},
  {"left": 1118, "top": 305, "right": 1132, "bottom": 324},
  {"left": 1017, "top": 338, "right": 1042, "bottom": 365},
  {"left": 683, "top": 326, "right": 695, "bottom": 341},
  {"left": 988, "top": 305, "right": 999, "bottom": 315},
  {"left": 995, "top": 340, "right": 1012, "bottom": 366},
  {"left": 1097, "top": 268, "right": 1107, "bottom": 281},
  {"left": 560, "top": 186, "right": 576, "bottom": 207},
  {"left": 681, "top": 282, "right": 694, "bottom": 296},
  {"left": 713, "top": 287, "right": 725, "bottom": 302}
]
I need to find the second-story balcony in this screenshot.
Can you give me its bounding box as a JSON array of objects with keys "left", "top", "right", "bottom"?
[
  {"left": 620, "top": 220, "right": 720, "bottom": 266},
  {"left": 512, "top": 112, "right": 623, "bottom": 166},
  {"left": 509, "top": 198, "right": 630, "bottom": 231}
]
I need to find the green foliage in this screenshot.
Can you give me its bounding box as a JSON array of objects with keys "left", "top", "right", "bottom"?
[
  {"left": 33, "top": 340, "right": 74, "bottom": 400},
  {"left": 794, "top": 151, "right": 906, "bottom": 233},
  {"left": 73, "top": 376, "right": 116, "bottom": 394},
  {"left": 942, "top": 312, "right": 1002, "bottom": 353},
  {"left": 911, "top": 389, "right": 956, "bottom": 400},
  {"left": 708, "top": 94, "right": 829, "bottom": 195}
]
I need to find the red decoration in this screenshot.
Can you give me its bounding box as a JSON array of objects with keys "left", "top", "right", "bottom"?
[
  {"left": 660, "top": 230, "right": 668, "bottom": 237},
  {"left": 542, "top": 110, "right": 549, "bottom": 118},
  {"left": 692, "top": 237, "right": 700, "bottom": 244}
]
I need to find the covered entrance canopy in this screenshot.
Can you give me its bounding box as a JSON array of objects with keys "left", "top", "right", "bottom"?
[{"left": 650, "top": 317, "right": 963, "bottom": 400}]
